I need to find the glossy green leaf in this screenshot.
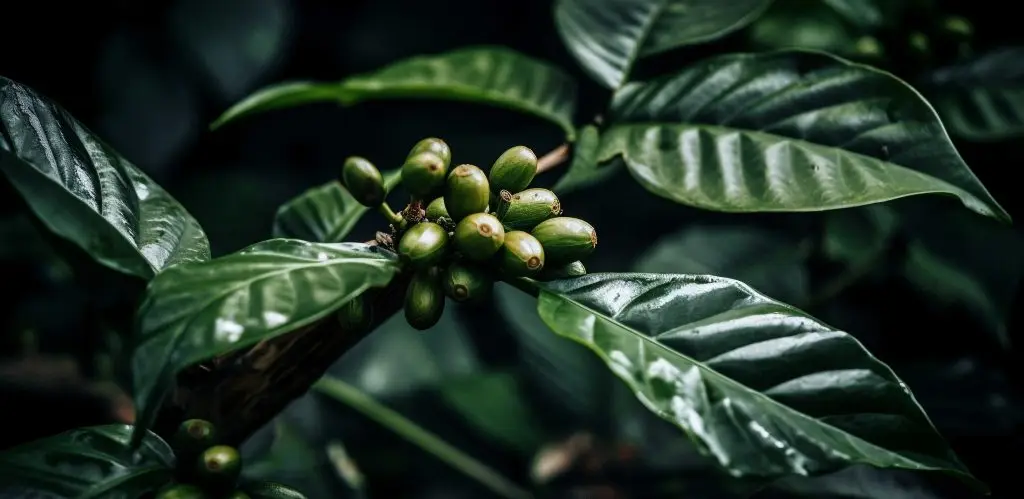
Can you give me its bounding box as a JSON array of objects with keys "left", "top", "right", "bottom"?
[
  {"left": 273, "top": 171, "right": 401, "bottom": 242},
  {"left": 552, "top": 125, "right": 618, "bottom": 195},
  {"left": 821, "top": 0, "right": 883, "bottom": 29},
  {"left": 131, "top": 239, "right": 401, "bottom": 438},
  {"left": 747, "top": 0, "right": 860, "bottom": 55},
  {"left": 440, "top": 371, "right": 547, "bottom": 454},
  {"left": 597, "top": 51, "right": 1009, "bottom": 222},
  {"left": 554, "top": 0, "right": 774, "bottom": 89},
  {"left": 0, "top": 77, "right": 210, "bottom": 279},
  {"left": 244, "top": 481, "right": 309, "bottom": 499},
  {"left": 823, "top": 205, "right": 899, "bottom": 266},
  {"left": 532, "top": 273, "right": 981, "bottom": 488},
  {"left": 920, "top": 47, "right": 1024, "bottom": 141},
  {"left": 0, "top": 424, "right": 173, "bottom": 498},
  {"left": 634, "top": 225, "right": 812, "bottom": 305},
  {"left": 213, "top": 47, "right": 577, "bottom": 139}
]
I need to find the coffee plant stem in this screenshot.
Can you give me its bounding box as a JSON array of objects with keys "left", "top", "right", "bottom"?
[
  {"left": 377, "top": 202, "right": 404, "bottom": 225},
  {"left": 313, "top": 376, "right": 534, "bottom": 499},
  {"left": 536, "top": 143, "right": 570, "bottom": 174}
]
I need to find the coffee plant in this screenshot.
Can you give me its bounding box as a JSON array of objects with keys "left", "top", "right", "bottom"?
[{"left": 1, "top": 0, "right": 1020, "bottom": 497}]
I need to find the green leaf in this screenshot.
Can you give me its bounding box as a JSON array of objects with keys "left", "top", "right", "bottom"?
[
  {"left": 273, "top": 171, "right": 401, "bottom": 242},
  {"left": 634, "top": 225, "right": 812, "bottom": 305},
  {"left": 920, "top": 47, "right": 1024, "bottom": 141},
  {"left": 439, "top": 371, "right": 547, "bottom": 454},
  {"left": 131, "top": 239, "right": 401, "bottom": 438},
  {"left": 0, "top": 424, "right": 173, "bottom": 498},
  {"left": 532, "top": 273, "right": 982, "bottom": 488},
  {"left": 0, "top": 76, "right": 211, "bottom": 279},
  {"left": 823, "top": 205, "right": 899, "bottom": 266},
  {"left": 244, "top": 481, "right": 309, "bottom": 499},
  {"left": 552, "top": 125, "right": 618, "bottom": 195},
  {"left": 747, "top": 0, "right": 860, "bottom": 55},
  {"left": 244, "top": 420, "right": 319, "bottom": 481},
  {"left": 212, "top": 47, "right": 577, "bottom": 140},
  {"left": 597, "top": 50, "right": 1010, "bottom": 222},
  {"left": 554, "top": 0, "right": 774, "bottom": 89},
  {"left": 821, "top": 0, "right": 883, "bottom": 29}
]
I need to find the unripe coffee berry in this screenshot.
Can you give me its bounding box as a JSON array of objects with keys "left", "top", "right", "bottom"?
[
  {"left": 398, "top": 222, "right": 450, "bottom": 269},
  {"left": 490, "top": 146, "right": 537, "bottom": 194},
  {"left": 499, "top": 231, "right": 545, "bottom": 277},
  {"left": 453, "top": 213, "right": 505, "bottom": 261},
  {"left": 444, "top": 164, "right": 490, "bottom": 221},
  {"left": 341, "top": 156, "right": 385, "bottom": 207}
]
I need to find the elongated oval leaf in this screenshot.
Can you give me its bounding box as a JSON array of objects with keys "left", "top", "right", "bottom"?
[
  {"left": 598, "top": 50, "right": 1009, "bottom": 222},
  {"left": 554, "top": 0, "right": 774, "bottom": 89},
  {"left": 533, "top": 273, "right": 982, "bottom": 489},
  {"left": 131, "top": 239, "right": 401, "bottom": 436},
  {"left": 273, "top": 171, "right": 400, "bottom": 242},
  {"left": 821, "top": 0, "right": 883, "bottom": 29},
  {"left": 920, "top": 47, "right": 1024, "bottom": 141},
  {"left": 0, "top": 77, "right": 211, "bottom": 279},
  {"left": 0, "top": 424, "right": 173, "bottom": 498},
  {"left": 213, "top": 47, "right": 577, "bottom": 139}
]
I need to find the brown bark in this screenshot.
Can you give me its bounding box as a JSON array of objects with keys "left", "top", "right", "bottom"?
[{"left": 152, "top": 275, "right": 409, "bottom": 446}]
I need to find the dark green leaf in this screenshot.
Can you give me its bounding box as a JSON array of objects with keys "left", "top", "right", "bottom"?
[
  {"left": 920, "top": 47, "right": 1024, "bottom": 141},
  {"left": 823, "top": 205, "right": 899, "bottom": 266},
  {"left": 552, "top": 125, "right": 617, "bottom": 195},
  {"left": 747, "top": 0, "right": 860, "bottom": 55},
  {"left": 439, "top": 371, "right": 547, "bottom": 454},
  {"left": 212, "top": 47, "right": 577, "bottom": 139},
  {"left": 0, "top": 425, "right": 173, "bottom": 498},
  {"left": 554, "top": 0, "right": 774, "bottom": 88},
  {"left": 273, "top": 171, "right": 401, "bottom": 242},
  {"left": 131, "top": 240, "right": 401, "bottom": 437},
  {"left": 634, "top": 225, "right": 812, "bottom": 305},
  {"left": 532, "top": 273, "right": 982, "bottom": 488},
  {"left": 821, "top": 0, "right": 883, "bottom": 29},
  {"left": 0, "top": 76, "right": 210, "bottom": 279},
  {"left": 244, "top": 420, "right": 319, "bottom": 481},
  {"left": 244, "top": 481, "right": 308, "bottom": 499},
  {"left": 597, "top": 51, "right": 1009, "bottom": 222}
]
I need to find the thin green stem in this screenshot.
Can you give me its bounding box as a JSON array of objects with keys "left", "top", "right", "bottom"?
[
  {"left": 313, "top": 376, "right": 533, "bottom": 499},
  {"left": 502, "top": 276, "right": 540, "bottom": 298},
  {"left": 377, "top": 202, "right": 404, "bottom": 226}
]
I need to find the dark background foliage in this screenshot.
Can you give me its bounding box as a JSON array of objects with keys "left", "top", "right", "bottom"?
[{"left": 1, "top": 0, "right": 1023, "bottom": 498}]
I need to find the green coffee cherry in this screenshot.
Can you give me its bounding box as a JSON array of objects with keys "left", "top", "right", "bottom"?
[
  {"left": 336, "top": 293, "right": 373, "bottom": 333},
  {"left": 155, "top": 484, "right": 207, "bottom": 499},
  {"left": 172, "top": 419, "right": 218, "bottom": 457},
  {"left": 941, "top": 16, "right": 973, "bottom": 41},
  {"left": 402, "top": 152, "right": 448, "bottom": 198},
  {"left": 443, "top": 262, "right": 492, "bottom": 303},
  {"left": 531, "top": 217, "right": 597, "bottom": 265},
  {"left": 490, "top": 146, "right": 537, "bottom": 194},
  {"left": 341, "top": 156, "right": 385, "bottom": 207},
  {"left": 408, "top": 137, "right": 451, "bottom": 168},
  {"left": 853, "top": 36, "right": 883, "bottom": 58},
  {"left": 444, "top": 164, "right": 490, "bottom": 221},
  {"left": 398, "top": 222, "right": 449, "bottom": 269},
  {"left": 496, "top": 188, "right": 561, "bottom": 231},
  {"left": 405, "top": 269, "right": 445, "bottom": 330},
  {"left": 453, "top": 213, "right": 505, "bottom": 261},
  {"left": 908, "top": 31, "right": 930, "bottom": 57},
  {"left": 425, "top": 197, "right": 449, "bottom": 220},
  {"left": 499, "top": 231, "right": 545, "bottom": 277},
  {"left": 196, "top": 445, "right": 242, "bottom": 490},
  {"left": 538, "top": 260, "right": 587, "bottom": 281}
]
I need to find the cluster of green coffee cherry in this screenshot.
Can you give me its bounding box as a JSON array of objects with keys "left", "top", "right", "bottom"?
[
  {"left": 151, "top": 419, "right": 258, "bottom": 498},
  {"left": 338, "top": 138, "right": 597, "bottom": 331}
]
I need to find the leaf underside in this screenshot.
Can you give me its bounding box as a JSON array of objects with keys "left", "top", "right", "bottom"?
[
  {"left": 534, "top": 273, "right": 982, "bottom": 491},
  {"left": 130, "top": 239, "right": 401, "bottom": 437},
  {"left": 0, "top": 77, "right": 210, "bottom": 279},
  {"left": 273, "top": 170, "right": 400, "bottom": 242},
  {"left": 596, "top": 50, "right": 1008, "bottom": 222}
]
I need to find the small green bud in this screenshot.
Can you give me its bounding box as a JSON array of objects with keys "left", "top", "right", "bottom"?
[
  {"left": 442, "top": 262, "right": 493, "bottom": 303},
  {"left": 398, "top": 222, "right": 449, "bottom": 269},
  {"left": 853, "top": 36, "right": 883, "bottom": 58},
  {"left": 538, "top": 260, "right": 587, "bottom": 281},
  {"left": 499, "top": 231, "right": 545, "bottom": 277},
  {"left": 341, "top": 156, "right": 386, "bottom": 207},
  {"left": 531, "top": 217, "right": 597, "bottom": 265},
  {"left": 908, "top": 31, "right": 930, "bottom": 56},
  {"left": 444, "top": 164, "right": 490, "bottom": 221},
  {"left": 172, "top": 419, "right": 218, "bottom": 457},
  {"left": 196, "top": 445, "right": 242, "bottom": 490},
  {"left": 336, "top": 293, "right": 373, "bottom": 333},
  {"left": 454, "top": 213, "right": 505, "bottom": 261},
  {"left": 425, "top": 197, "right": 449, "bottom": 220},
  {"left": 402, "top": 152, "right": 448, "bottom": 198},
  {"left": 490, "top": 146, "right": 538, "bottom": 194},
  {"left": 941, "top": 16, "right": 972, "bottom": 41},
  {"left": 408, "top": 137, "right": 452, "bottom": 168},
  {"left": 155, "top": 484, "right": 208, "bottom": 499},
  {"left": 405, "top": 269, "right": 445, "bottom": 330},
  {"left": 496, "top": 188, "right": 561, "bottom": 231}
]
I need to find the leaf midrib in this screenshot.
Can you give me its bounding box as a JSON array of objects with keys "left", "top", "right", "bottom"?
[{"left": 540, "top": 287, "right": 964, "bottom": 476}]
